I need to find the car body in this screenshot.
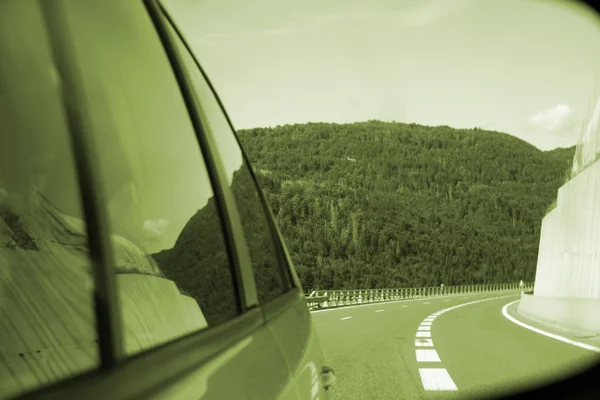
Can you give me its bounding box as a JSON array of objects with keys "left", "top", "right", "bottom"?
[{"left": 0, "top": 0, "right": 334, "bottom": 399}]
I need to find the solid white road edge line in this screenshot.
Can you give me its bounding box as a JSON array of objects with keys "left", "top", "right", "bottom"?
[{"left": 501, "top": 300, "right": 600, "bottom": 353}]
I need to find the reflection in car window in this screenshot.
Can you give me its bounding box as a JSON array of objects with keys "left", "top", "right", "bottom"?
[
  {"left": 59, "top": 0, "right": 239, "bottom": 356},
  {"left": 0, "top": 1, "right": 98, "bottom": 397},
  {"left": 169, "top": 30, "right": 290, "bottom": 304}
]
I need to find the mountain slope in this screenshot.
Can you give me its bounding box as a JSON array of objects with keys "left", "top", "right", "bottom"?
[{"left": 237, "top": 121, "right": 575, "bottom": 290}]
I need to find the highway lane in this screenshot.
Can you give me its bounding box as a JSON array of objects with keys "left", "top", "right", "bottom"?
[
  {"left": 311, "top": 292, "right": 600, "bottom": 400},
  {"left": 432, "top": 295, "right": 599, "bottom": 399}
]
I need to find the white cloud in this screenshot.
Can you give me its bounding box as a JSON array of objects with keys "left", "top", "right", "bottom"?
[
  {"left": 528, "top": 104, "right": 577, "bottom": 132},
  {"left": 142, "top": 218, "right": 170, "bottom": 239}
]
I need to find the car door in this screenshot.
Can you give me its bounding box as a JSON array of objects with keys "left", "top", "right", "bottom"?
[
  {"left": 155, "top": 2, "right": 334, "bottom": 399},
  {"left": 3, "top": 0, "right": 296, "bottom": 399}
]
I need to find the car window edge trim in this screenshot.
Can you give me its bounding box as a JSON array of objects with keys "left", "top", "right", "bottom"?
[
  {"left": 156, "top": 0, "right": 296, "bottom": 293},
  {"left": 16, "top": 308, "right": 264, "bottom": 400},
  {"left": 38, "top": 0, "right": 124, "bottom": 368},
  {"left": 261, "top": 288, "right": 304, "bottom": 322},
  {"left": 144, "top": 0, "right": 258, "bottom": 311}
]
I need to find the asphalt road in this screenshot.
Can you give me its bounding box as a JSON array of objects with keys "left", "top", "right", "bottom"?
[{"left": 311, "top": 292, "right": 600, "bottom": 400}]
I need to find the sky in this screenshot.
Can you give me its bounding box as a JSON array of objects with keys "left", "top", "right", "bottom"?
[{"left": 163, "top": 0, "right": 600, "bottom": 151}]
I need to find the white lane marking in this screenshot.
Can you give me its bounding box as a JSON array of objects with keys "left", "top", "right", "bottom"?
[
  {"left": 424, "top": 302, "right": 431, "bottom": 304},
  {"left": 413, "top": 294, "right": 518, "bottom": 393},
  {"left": 402, "top": 305, "right": 409, "bottom": 308},
  {"left": 416, "top": 349, "right": 441, "bottom": 362},
  {"left": 419, "top": 368, "right": 458, "bottom": 391},
  {"left": 502, "top": 300, "right": 600, "bottom": 353},
  {"left": 375, "top": 309, "right": 384, "bottom": 313},
  {"left": 340, "top": 316, "right": 352, "bottom": 320},
  {"left": 435, "top": 294, "right": 515, "bottom": 314},
  {"left": 415, "top": 338, "right": 434, "bottom": 347}
]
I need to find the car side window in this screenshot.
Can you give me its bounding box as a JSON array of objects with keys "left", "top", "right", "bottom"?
[
  {"left": 0, "top": 1, "right": 99, "bottom": 397},
  {"left": 56, "top": 0, "right": 240, "bottom": 356},
  {"left": 164, "top": 21, "right": 291, "bottom": 305}
]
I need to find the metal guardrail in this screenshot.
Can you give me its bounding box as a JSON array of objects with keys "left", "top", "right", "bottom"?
[{"left": 304, "top": 282, "right": 534, "bottom": 311}]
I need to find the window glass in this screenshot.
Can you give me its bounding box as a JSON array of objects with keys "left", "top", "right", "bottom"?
[
  {"left": 0, "top": 1, "right": 98, "bottom": 397},
  {"left": 166, "top": 24, "right": 290, "bottom": 304},
  {"left": 58, "top": 0, "right": 239, "bottom": 356}
]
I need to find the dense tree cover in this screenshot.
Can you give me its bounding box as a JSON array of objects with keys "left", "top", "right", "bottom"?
[
  {"left": 152, "top": 195, "right": 236, "bottom": 326},
  {"left": 237, "top": 121, "right": 575, "bottom": 291},
  {"left": 151, "top": 166, "right": 286, "bottom": 324}
]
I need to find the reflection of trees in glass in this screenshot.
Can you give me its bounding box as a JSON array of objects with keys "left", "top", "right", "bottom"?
[
  {"left": 230, "top": 166, "right": 284, "bottom": 304},
  {"left": 150, "top": 164, "right": 285, "bottom": 325},
  {"left": 151, "top": 196, "right": 236, "bottom": 327}
]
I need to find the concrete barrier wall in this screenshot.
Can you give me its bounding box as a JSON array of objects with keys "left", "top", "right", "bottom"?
[
  {"left": 518, "top": 293, "right": 600, "bottom": 335},
  {"left": 534, "top": 158, "right": 600, "bottom": 298}
]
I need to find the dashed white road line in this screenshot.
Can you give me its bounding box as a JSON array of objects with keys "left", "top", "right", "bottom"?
[
  {"left": 415, "top": 294, "right": 517, "bottom": 392},
  {"left": 402, "top": 305, "right": 409, "bottom": 308},
  {"left": 419, "top": 369, "right": 458, "bottom": 391},
  {"left": 375, "top": 309, "right": 384, "bottom": 313},
  {"left": 415, "top": 338, "right": 434, "bottom": 347},
  {"left": 340, "top": 316, "right": 352, "bottom": 320},
  {"left": 416, "top": 349, "right": 441, "bottom": 362},
  {"left": 502, "top": 300, "right": 600, "bottom": 353}
]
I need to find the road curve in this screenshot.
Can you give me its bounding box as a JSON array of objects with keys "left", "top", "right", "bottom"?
[{"left": 311, "top": 292, "right": 600, "bottom": 400}]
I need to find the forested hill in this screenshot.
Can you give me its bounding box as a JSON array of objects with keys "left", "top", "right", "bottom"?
[{"left": 237, "top": 121, "right": 575, "bottom": 290}]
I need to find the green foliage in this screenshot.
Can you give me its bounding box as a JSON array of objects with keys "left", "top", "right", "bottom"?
[
  {"left": 545, "top": 199, "right": 557, "bottom": 216},
  {"left": 238, "top": 121, "right": 575, "bottom": 290}
]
